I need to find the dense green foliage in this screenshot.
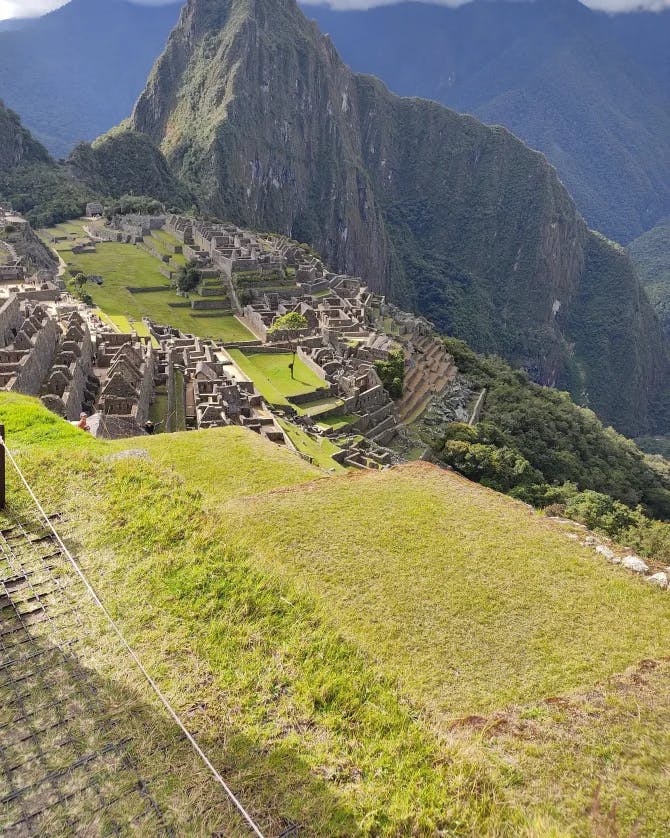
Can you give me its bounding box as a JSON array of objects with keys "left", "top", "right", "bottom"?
[
  {"left": 555, "top": 491, "right": 670, "bottom": 566},
  {"left": 432, "top": 338, "right": 670, "bottom": 519},
  {"left": 68, "top": 129, "right": 192, "bottom": 207},
  {"left": 374, "top": 348, "right": 405, "bottom": 399},
  {"left": 175, "top": 260, "right": 201, "bottom": 294},
  {"left": 0, "top": 99, "right": 94, "bottom": 226},
  {"left": 267, "top": 311, "right": 308, "bottom": 337},
  {"left": 628, "top": 217, "right": 670, "bottom": 335},
  {"left": 561, "top": 231, "right": 670, "bottom": 435},
  {"left": 0, "top": 162, "right": 93, "bottom": 228}
]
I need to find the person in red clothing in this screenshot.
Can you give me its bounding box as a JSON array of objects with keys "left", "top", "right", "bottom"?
[{"left": 77, "top": 412, "right": 90, "bottom": 432}]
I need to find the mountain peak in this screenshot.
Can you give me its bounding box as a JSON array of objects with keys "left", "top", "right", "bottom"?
[{"left": 125, "top": 0, "right": 670, "bottom": 434}]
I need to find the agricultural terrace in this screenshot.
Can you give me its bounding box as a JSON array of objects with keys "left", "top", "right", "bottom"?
[
  {"left": 227, "top": 349, "right": 329, "bottom": 407},
  {"left": 2, "top": 394, "right": 670, "bottom": 835},
  {"left": 39, "top": 221, "right": 255, "bottom": 343}
]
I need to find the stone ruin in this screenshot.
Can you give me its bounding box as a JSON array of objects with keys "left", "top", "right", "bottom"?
[
  {"left": 0, "top": 296, "right": 60, "bottom": 396},
  {"left": 0, "top": 292, "right": 156, "bottom": 439},
  {"left": 150, "top": 323, "right": 285, "bottom": 443},
  {"left": 41, "top": 310, "right": 98, "bottom": 421},
  {"left": 10, "top": 208, "right": 457, "bottom": 462},
  {"left": 94, "top": 333, "right": 155, "bottom": 438}
]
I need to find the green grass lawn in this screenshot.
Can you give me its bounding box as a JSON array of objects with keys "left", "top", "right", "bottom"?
[
  {"left": 317, "top": 413, "right": 360, "bottom": 430},
  {"left": 95, "top": 310, "right": 160, "bottom": 348},
  {"left": 297, "top": 397, "right": 345, "bottom": 417},
  {"left": 227, "top": 350, "right": 326, "bottom": 406},
  {"left": 223, "top": 464, "right": 670, "bottom": 719},
  {"left": 65, "top": 244, "right": 254, "bottom": 342},
  {"left": 39, "top": 226, "right": 254, "bottom": 343},
  {"left": 5, "top": 393, "right": 670, "bottom": 835},
  {"left": 277, "top": 418, "right": 346, "bottom": 472}
]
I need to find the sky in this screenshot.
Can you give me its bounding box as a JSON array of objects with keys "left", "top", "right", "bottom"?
[
  {"left": 0, "top": 0, "right": 669, "bottom": 20},
  {"left": 0, "top": 0, "right": 177, "bottom": 20}
]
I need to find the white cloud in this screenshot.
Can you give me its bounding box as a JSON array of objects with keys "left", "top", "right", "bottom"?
[
  {"left": 303, "top": 0, "right": 670, "bottom": 11},
  {"left": 0, "top": 0, "right": 177, "bottom": 21},
  {"left": 0, "top": 0, "right": 669, "bottom": 21}
]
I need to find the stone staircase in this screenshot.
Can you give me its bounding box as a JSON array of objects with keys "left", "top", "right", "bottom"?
[{"left": 395, "top": 335, "right": 457, "bottom": 425}]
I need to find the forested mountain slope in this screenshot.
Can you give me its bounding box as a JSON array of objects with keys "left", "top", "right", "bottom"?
[{"left": 305, "top": 0, "right": 670, "bottom": 243}]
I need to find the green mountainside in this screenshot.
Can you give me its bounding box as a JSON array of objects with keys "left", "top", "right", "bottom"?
[
  {"left": 306, "top": 0, "right": 670, "bottom": 244},
  {"left": 0, "top": 98, "right": 50, "bottom": 170},
  {"left": 418, "top": 337, "right": 670, "bottom": 525},
  {"left": 119, "top": 0, "right": 669, "bottom": 435},
  {"left": 629, "top": 217, "right": 670, "bottom": 336},
  {"left": 68, "top": 128, "right": 193, "bottom": 207},
  {"left": 0, "top": 99, "right": 93, "bottom": 227}
]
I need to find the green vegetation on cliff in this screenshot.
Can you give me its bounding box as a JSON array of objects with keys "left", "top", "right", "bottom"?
[
  {"left": 68, "top": 128, "right": 192, "bottom": 208},
  {"left": 0, "top": 99, "right": 93, "bottom": 226},
  {"left": 3, "top": 394, "right": 670, "bottom": 834},
  {"left": 433, "top": 337, "right": 670, "bottom": 519},
  {"left": 629, "top": 216, "right": 670, "bottom": 335}
]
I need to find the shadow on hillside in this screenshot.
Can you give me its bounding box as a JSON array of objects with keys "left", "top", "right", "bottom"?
[
  {"left": 0, "top": 619, "right": 358, "bottom": 837},
  {"left": 0, "top": 505, "right": 358, "bottom": 838}
]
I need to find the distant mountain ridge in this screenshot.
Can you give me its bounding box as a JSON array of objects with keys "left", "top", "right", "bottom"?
[
  {"left": 106, "top": 0, "right": 670, "bottom": 435},
  {"left": 0, "top": 0, "right": 667, "bottom": 243},
  {"left": 0, "top": 0, "right": 182, "bottom": 157},
  {"left": 304, "top": 0, "right": 670, "bottom": 243}
]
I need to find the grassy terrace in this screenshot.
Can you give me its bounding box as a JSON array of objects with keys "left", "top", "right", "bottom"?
[
  {"left": 39, "top": 222, "right": 256, "bottom": 343},
  {"left": 2, "top": 394, "right": 670, "bottom": 834},
  {"left": 277, "top": 418, "right": 346, "bottom": 472},
  {"left": 317, "top": 413, "right": 360, "bottom": 430},
  {"left": 227, "top": 350, "right": 327, "bottom": 407}
]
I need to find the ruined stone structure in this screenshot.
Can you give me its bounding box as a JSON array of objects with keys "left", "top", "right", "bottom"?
[
  {"left": 0, "top": 296, "right": 60, "bottom": 395},
  {"left": 150, "top": 323, "right": 285, "bottom": 442},
  {"left": 95, "top": 334, "right": 155, "bottom": 438},
  {"left": 0, "top": 292, "right": 156, "bottom": 438},
  {"left": 41, "top": 311, "right": 98, "bottom": 420}
]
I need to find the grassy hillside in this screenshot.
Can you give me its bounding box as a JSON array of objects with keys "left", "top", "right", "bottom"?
[{"left": 2, "top": 393, "right": 670, "bottom": 834}]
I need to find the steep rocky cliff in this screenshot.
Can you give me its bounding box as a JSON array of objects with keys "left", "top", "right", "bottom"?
[
  {"left": 0, "top": 100, "right": 50, "bottom": 172},
  {"left": 116, "top": 0, "right": 669, "bottom": 433}
]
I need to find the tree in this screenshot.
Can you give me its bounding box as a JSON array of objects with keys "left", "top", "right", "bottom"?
[
  {"left": 175, "top": 261, "right": 201, "bottom": 294},
  {"left": 72, "top": 273, "right": 87, "bottom": 292},
  {"left": 267, "top": 311, "right": 309, "bottom": 378},
  {"left": 374, "top": 349, "right": 405, "bottom": 399}
]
